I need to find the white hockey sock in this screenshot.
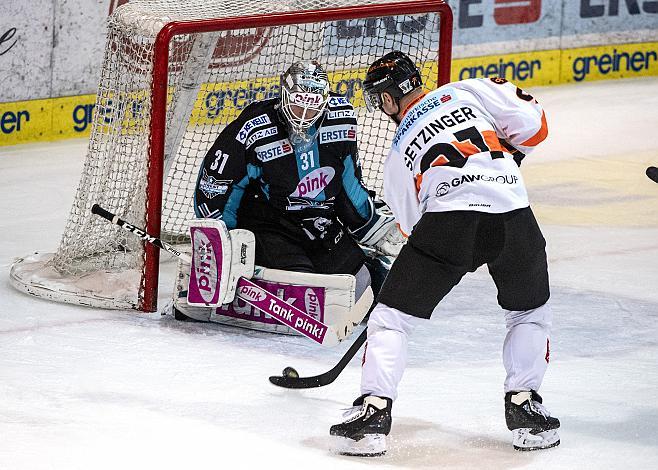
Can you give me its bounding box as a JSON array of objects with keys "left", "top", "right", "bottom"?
[
  {"left": 360, "top": 303, "right": 420, "bottom": 400},
  {"left": 503, "top": 303, "right": 552, "bottom": 393}
]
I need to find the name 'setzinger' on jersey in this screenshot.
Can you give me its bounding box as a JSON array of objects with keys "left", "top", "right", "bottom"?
[{"left": 384, "top": 78, "right": 548, "bottom": 235}]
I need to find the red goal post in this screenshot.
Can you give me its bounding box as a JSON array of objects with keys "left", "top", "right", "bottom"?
[{"left": 10, "top": 0, "right": 453, "bottom": 312}]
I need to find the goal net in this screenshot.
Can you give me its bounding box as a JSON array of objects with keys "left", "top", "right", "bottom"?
[{"left": 10, "top": 0, "right": 453, "bottom": 311}]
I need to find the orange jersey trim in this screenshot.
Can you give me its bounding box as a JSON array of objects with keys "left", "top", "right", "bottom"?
[
  {"left": 400, "top": 91, "right": 428, "bottom": 120},
  {"left": 414, "top": 173, "right": 423, "bottom": 193},
  {"left": 482, "top": 130, "right": 505, "bottom": 153},
  {"left": 521, "top": 111, "right": 548, "bottom": 147}
]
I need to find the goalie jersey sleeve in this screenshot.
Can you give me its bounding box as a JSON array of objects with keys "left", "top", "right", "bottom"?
[
  {"left": 384, "top": 77, "right": 548, "bottom": 236},
  {"left": 194, "top": 116, "right": 253, "bottom": 229}
]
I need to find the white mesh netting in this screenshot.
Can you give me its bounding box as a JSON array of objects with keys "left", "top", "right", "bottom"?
[{"left": 10, "top": 0, "right": 449, "bottom": 310}]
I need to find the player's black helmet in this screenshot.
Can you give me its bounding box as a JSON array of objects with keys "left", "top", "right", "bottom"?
[{"left": 362, "top": 51, "right": 422, "bottom": 112}]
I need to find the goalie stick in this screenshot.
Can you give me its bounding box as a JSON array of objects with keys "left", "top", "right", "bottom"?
[
  {"left": 90, "top": 204, "right": 340, "bottom": 346},
  {"left": 269, "top": 326, "right": 367, "bottom": 388},
  {"left": 91, "top": 204, "right": 192, "bottom": 262}
]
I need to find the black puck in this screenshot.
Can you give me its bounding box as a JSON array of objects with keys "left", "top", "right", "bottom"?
[{"left": 282, "top": 367, "right": 299, "bottom": 379}]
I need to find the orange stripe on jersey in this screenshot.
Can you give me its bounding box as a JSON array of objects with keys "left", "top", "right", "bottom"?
[
  {"left": 482, "top": 130, "right": 505, "bottom": 153},
  {"left": 452, "top": 140, "right": 480, "bottom": 157},
  {"left": 415, "top": 173, "right": 423, "bottom": 193},
  {"left": 521, "top": 111, "right": 548, "bottom": 147},
  {"left": 431, "top": 155, "right": 450, "bottom": 167},
  {"left": 400, "top": 91, "right": 428, "bottom": 120},
  {"left": 396, "top": 223, "right": 409, "bottom": 238}
]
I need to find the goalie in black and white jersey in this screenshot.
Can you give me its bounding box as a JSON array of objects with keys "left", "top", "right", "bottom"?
[{"left": 185, "top": 61, "right": 404, "bottom": 332}]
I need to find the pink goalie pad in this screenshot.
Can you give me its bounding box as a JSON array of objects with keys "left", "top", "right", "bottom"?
[
  {"left": 187, "top": 222, "right": 228, "bottom": 306},
  {"left": 216, "top": 279, "right": 326, "bottom": 325}
]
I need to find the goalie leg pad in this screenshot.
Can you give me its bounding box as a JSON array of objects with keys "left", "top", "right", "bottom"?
[
  {"left": 174, "top": 264, "right": 373, "bottom": 340},
  {"left": 187, "top": 219, "right": 255, "bottom": 307},
  {"left": 226, "top": 229, "right": 256, "bottom": 301}
]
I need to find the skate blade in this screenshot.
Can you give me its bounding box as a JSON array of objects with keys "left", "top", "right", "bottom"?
[
  {"left": 512, "top": 428, "right": 560, "bottom": 451},
  {"left": 329, "top": 434, "right": 387, "bottom": 457}
]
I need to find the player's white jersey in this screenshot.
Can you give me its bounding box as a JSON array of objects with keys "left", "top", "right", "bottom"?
[{"left": 383, "top": 77, "right": 548, "bottom": 236}]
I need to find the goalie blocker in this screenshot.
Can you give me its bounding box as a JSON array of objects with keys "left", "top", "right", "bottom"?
[{"left": 175, "top": 219, "right": 373, "bottom": 343}]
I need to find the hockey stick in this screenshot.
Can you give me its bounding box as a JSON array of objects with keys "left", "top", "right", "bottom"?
[
  {"left": 268, "top": 326, "right": 367, "bottom": 388},
  {"left": 267, "top": 250, "right": 394, "bottom": 388},
  {"left": 90, "top": 204, "right": 339, "bottom": 346},
  {"left": 91, "top": 204, "right": 191, "bottom": 262}
]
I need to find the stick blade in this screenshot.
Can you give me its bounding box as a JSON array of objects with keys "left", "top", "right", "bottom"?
[
  {"left": 268, "top": 328, "right": 367, "bottom": 389},
  {"left": 268, "top": 374, "right": 330, "bottom": 389}
]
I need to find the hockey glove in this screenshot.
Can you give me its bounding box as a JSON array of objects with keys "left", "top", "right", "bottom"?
[
  {"left": 354, "top": 200, "right": 406, "bottom": 257},
  {"left": 373, "top": 223, "right": 405, "bottom": 257},
  {"left": 299, "top": 215, "right": 347, "bottom": 251}
]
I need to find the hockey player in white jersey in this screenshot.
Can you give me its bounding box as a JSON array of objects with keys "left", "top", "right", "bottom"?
[{"left": 330, "top": 51, "right": 559, "bottom": 456}]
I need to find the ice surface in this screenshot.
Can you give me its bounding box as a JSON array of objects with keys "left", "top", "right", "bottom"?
[{"left": 1, "top": 78, "right": 657, "bottom": 469}]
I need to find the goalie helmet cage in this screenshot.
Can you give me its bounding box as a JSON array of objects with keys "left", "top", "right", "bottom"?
[{"left": 10, "top": 0, "right": 453, "bottom": 312}]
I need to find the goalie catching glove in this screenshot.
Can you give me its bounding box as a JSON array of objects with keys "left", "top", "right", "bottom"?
[{"left": 353, "top": 199, "right": 406, "bottom": 257}]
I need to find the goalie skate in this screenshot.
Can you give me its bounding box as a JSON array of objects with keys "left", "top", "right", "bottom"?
[
  {"left": 505, "top": 390, "right": 560, "bottom": 451},
  {"left": 329, "top": 395, "right": 392, "bottom": 457}
]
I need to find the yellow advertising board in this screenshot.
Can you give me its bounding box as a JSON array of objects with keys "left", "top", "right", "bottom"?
[
  {"left": 452, "top": 50, "right": 561, "bottom": 87},
  {"left": 1, "top": 42, "right": 657, "bottom": 146},
  {"left": 562, "top": 42, "right": 658, "bottom": 83},
  {"left": 0, "top": 95, "right": 96, "bottom": 146}
]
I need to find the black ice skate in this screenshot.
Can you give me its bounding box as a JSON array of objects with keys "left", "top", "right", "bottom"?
[
  {"left": 505, "top": 390, "right": 560, "bottom": 451},
  {"left": 329, "top": 395, "right": 392, "bottom": 456}
]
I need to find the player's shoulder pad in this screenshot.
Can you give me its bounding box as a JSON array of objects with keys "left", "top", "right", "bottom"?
[
  {"left": 327, "top": 92, "right": 354, "bottom": 110},
  {"left": 469, "top": 76, "right": 520, "bottom": 92},
  {"left": 235, "top": 98, "right": 279, "bottom": 122},
  {"left": 326, "top": 92, "right": 356, "bottom": 122},
  {"left": 231, "top": 98, "right": 282, "bottom": 145},
  {"left": 449, "top": 77, "right": 513, "bottom": 103}
]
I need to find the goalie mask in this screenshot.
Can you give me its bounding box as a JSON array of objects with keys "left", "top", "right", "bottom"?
[
  {"left": 362, "top": 51, "right": 422, "bottom": 115},
  {"left": 279, "top": 61, "right": 330, "bottom": 143}
]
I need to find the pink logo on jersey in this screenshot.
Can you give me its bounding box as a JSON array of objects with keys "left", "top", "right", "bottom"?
[{"left": 291, "top": 167, "right": 335, "bottom": 198}]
